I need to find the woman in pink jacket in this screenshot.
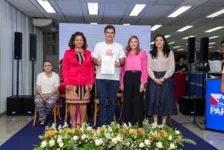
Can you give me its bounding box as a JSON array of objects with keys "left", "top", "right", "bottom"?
[
  {"left": 120, "top": 35, "right": 148, "bottom": 127},
  {"left": 62, "top": 32, "right": 94, "bottom": 128}
]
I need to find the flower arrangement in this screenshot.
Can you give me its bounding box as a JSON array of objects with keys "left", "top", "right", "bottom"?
[{"left": 33, "top": 119, "right": 196, "bottom": 150}]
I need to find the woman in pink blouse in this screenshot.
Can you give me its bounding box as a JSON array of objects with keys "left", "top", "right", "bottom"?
[
  {"left": 145, "top": 34, "right": 177, "bottom": 125},
  {"left": 120, "top": 35, "right": 148, "bottom": 127}
]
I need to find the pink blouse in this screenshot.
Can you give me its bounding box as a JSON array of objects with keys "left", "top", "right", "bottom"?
[
  {"left": 120, "top": 50, "right": 148, "bottom": 84},
  {"left": 147, "top": 50, "right": 175, "bottom": 79}
]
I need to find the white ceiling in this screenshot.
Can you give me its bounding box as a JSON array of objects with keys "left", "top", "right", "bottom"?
[{"left": 5, "top": 0, "right": 224, "bottom": 52}]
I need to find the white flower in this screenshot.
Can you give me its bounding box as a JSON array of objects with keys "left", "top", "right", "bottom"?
[
  {"left": 59, "top": 142, "right": 64, "bottom": 148},
  {"left": 95, "top": 139, "right": 103, "bottom": 146},
  {"left": 144, "top": 139, "right": 151, "bottom": 145},
  {"left": 126, "top": 142, "right": 130, "bottom": 146},
  {"left": 105, "top": 133, "right": 111, "bottom": 139},
  {"left": 108, "top": 126, "right": 113, "bottom": 132},
  {"left": 40, "top": 140, "right": 47, "bottom": 148},
  {"left": 87, "top": 126, "right": 92, "bottom": 131},
  {"left": 112, "top": 138, "right": 118, "bottom": 144},
  {"left": 123, "top": 123, "right": 128, "bottom": 128},
  {"left": 117, "top": 124, "right": 120, "bottom": 128},
  {"left": 169, "top": 143, "right": 176, "bottom": 149},
  {"left": 81, "top": 134, "right": 86, "bottom": 140},
  {"left": 139, "top": 142, "right": 145, "bottom": 148},
  {"left": 128, "top": 122, "right": 132, "bottom": 127},
  {"left": 52, "top": 123, "right": 56, "bottom": 129},
  {"left": 168, "top": 135, "right": 172, "bottom": 141},
  {"left": 116, "top": 135, "right": 122, "bottom": 142},
  {"left": 73, "top": 136, "right": 79, "bottom": 141},
  {"left": 156, "top": 142, "right": 163, "bottom": 149},
  {"left": 57, "top": 137, "right": 62, "bottom": 144},
  {"left": 175, "top": 130, "right": 180, "bottom": 135},
  {"left": 49, "top": 139, "right": 55, "bottom": 147}
]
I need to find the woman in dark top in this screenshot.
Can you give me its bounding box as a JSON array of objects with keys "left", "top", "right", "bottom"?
[{"left": 174, "top": 56, "right": 188, "bottom": 104}]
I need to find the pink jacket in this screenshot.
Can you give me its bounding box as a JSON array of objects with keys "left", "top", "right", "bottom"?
[{"left": 62, "top": 49, "right": 94, "bottom": 86}]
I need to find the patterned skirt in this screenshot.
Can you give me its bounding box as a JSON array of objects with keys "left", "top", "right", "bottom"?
[{"left": 66, "top": 85, "right": 90, "bottom": 104}]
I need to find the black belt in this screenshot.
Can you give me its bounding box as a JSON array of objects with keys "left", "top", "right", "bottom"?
[{"left": 126, "top": 70, "right": 141, "bottom": 73}]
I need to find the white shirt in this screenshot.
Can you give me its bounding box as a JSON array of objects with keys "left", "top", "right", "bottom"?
[
  {"left": 36, "top": 72, "right": 60, "bottom": 94},
  {"left": 92, "top": 41, "right": 125, "bottom": 81}
]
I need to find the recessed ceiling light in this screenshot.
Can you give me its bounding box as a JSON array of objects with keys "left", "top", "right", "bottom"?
[
  {"left": 169, "top": 41, "right": 175, "bottom": 45},
  {"left": 182, "top": 35, "right": 195, "bottom": 39},
  {"left": 177, "top": 25, "right": 193, "bottom": 32},
  {"left": 123, "top": 23, "right": 130, "bottom": 26},
  {"left": 177, "top": 49, "right": 184, "bottom": 51},
  {"left": 205, "top": 26, "right": 224, "bottom": 33},
  {"left": 217, "top": 50, "right": 220, "bottom": 52},
  {"left": 90, "top": 22, "right": 97, "bottom": 25},
  {"left": 209, "top": 46, "right": 214, "bottom": 48},
  {"left": 37, "top": 0, "right": 56, "bottom": 13},
  {"left": 209, "top": 36, "right": 219, "bottom": 39},
  {"left": 129, "top": 4, "right": 146, "bottom": 16},
  {"left": 151, "top": 42, "right": 154, "bottom": 44},
  {"left": 168, "top": 6, "right": 192, "bottom": 18},
  {"left": 209, "top": 42, "right": 216, "bottom": 45},
  {"left": 206, "top": 8, "right": 224, "bottom": 18},
  {"left": 165, "top": 35, "right": 171, "bottom": 38},
  {"left": 151, "top": 25, "right": 162, "bottom": 31},
  {"left": 173, "top": 46, "right": 181, "bottom": 49},
  {"left": 88, "top": 3, "right": 98, "bottom": 15}
]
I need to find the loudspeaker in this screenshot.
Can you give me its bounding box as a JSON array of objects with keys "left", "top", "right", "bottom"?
[
  {"left": 200, "top": 37, "right": 209, "bottom": 63},
  {"left": 179, "top": 96, "right": 205, "bottom": 116},
  {"left": 22, "top": 95, "right": 34, "bottom": 115},
  {"left": 30, "top": 34, "right": 37, "bottom": 60},
  {"left": 14, "top": 32, "right": 22, "bottom": 59},
  {"left": 7, "top": 96, "right": 23, "bottom": 115},
  {"left": 187, "top": 37, "right": 195, "bottom": 63}
]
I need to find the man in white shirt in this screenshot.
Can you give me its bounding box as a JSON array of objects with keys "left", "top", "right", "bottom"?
[{"left": 92, "top": 25, "right": 125, "bottom": 126}]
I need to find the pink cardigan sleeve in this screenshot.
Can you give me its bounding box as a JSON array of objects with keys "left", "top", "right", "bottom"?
[
  {"left": 140, "top": 51, "right": 148, "bottom": 84},
  {"left": 62, "top": 50, "right": 70, "bottom": 85},
  {"left": 120, "top": 65, "right": 125, "bottom": 84}
]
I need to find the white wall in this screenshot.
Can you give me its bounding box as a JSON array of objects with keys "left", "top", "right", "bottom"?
[{"left": 0, "top": 0, "right": 43, "bottom": 113}]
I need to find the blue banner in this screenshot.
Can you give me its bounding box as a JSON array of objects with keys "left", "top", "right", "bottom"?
[{"left": 206, "top": 79, "right": 224, "bottom": 131}]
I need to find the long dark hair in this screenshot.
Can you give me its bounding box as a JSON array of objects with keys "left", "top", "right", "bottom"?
[
  {"left": 68, "top": 32, "right": 88, "bottom": 49},
  {"left": 150, "top": 34, "right": 170, "bottom": 58}
]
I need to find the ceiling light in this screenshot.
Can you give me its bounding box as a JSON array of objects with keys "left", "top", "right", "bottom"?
[
  {"left": 37, "top": 0, "right": 56, "bottom": 13},
  {"left": 217, "top": 50, "right": 220, "bottom": 52},
  {"left": 205, "top": 26, "right": 224, "bottom": 33},
  {"left": 209, "top": 46, "right": 214, "bottom": 48},
  {"left": 177, "top": 49, "right": 184, "bottom": 51},
  {"left": 129, "top": 4, "right": 146, "bottom": 16},
  {"left": 88, "top": 3, "right": 98, "bottom": 15},
  {"left": 168, "top": 6, "right": 192, "bottom": 18},
  {"left": 165, "top": 35, "right": 171, "bottom": 38},
  {"left": 209, "top": 42, "right": 216, "bottom": 45},
  {"left": 151, "top": 25, "right": 162, "bottom": 31},
  {"left": 151, "top": 42, "right": 154, "bottom": 44},
  {"left": 182, "top": 35, "right": 195, "bottom": 39},
  {"left": 173, "top": 46, "right": 181, "bottom": 49},
  {"left": 90, "top": 22, "right": 97, "bottom": 25},
  {"left": 123, "top": 24, "right": 130, "bottom": 26},
  {"left": 206, "top": 8, "right": 224, "bottom": 18},
  {"left": 169, "top": 41, "right": 175, "bottom": 45},
  {"left": 177, "top": 25, "right": 193, "bottom": 32},
  {"left": 209, "top": 36, "right": 219, "bottom": 39}
]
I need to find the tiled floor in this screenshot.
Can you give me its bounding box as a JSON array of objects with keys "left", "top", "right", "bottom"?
[
  {"left": 0, "top": 115, "right": 32, "bottom": 146},
  {"left": 0, "top": 112, "right": 224, "bottom": 150}
]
